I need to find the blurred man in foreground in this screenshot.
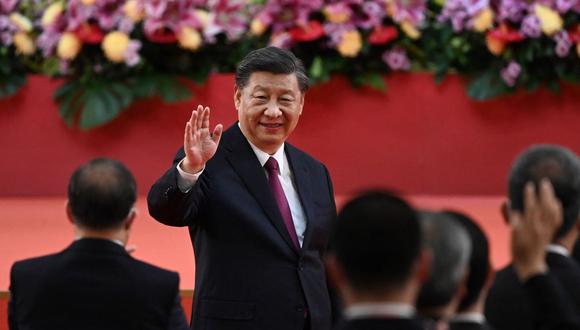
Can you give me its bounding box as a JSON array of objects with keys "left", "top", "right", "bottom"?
[
  {"left": 9, "top": 158, "right": 188, "bottom": 330},
  {"left": 326, "top": 191, "right": 427, "bottom": 330}
]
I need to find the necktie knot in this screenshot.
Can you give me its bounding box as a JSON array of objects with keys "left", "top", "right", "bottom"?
[{"left": 264, "top": 157, "right": 279, "bottom": 174}]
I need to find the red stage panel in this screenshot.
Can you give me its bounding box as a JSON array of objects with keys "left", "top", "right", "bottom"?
[{"left": 1, "top": 75, "right": 579, "bottom": 197}]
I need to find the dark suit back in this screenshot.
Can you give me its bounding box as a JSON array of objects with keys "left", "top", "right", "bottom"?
[
  {"left": 449, "top": 321, "right": 494, "bottom": 330},
  {"left": 148, "top": 124, "right": 337, "bottom": 330},
  {"left": 485, "top": 252, "right": 580, "bottom": 330},
  {"left": 9, "top": 238, "right": 181, "bottom": 330},
  {"left": 334, "top": 318, "right": 424, "bottom": 330}
]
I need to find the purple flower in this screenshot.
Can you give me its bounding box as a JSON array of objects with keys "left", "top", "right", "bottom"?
[
  {"left": 554, "top": 31, "right": 571, "bottom": 57},
  {"left": 324, "top": 22, "right": 355, "bottom": 46},
  {"left": 555, "top": 0, "right": 577, "bottom": 13},
  {"left": 124, "top": 39, "right": 141, "bottom": 66},
  {"left": 520, "top": 15, "right": 541, "bottom": 38},
  {"left": 501, "top": 61, "right": 521, "bottom": 87},
  {"left": 382, "top": 47, "right": 411, "bottom": 71},
  {"left": 203, "top": 0, "right": 250, "bottom": 43},
  {"left": 254, "top": 0, "right": 322, "bottom": 34},
  {"left": 0, "top": 0, "right": 19, "bottom": 13},
  {"left": 438, "top": 0, "right": 486, "bottom": 32},
  {"left": 141, "top": 0, "right": 206, "bottom": 39},
  {"left": 497, "top": 0, "right": 528, "bottom": 22}
]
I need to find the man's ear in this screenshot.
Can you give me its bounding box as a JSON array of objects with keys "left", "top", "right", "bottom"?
[
  {"left": 325, "top": 254, "right": 346, "bottom": 289},
  {"left": 501, "top": 200, "right": 510, "bottom": 226},
  {"left": 234, "top": 86, "right": 241, "bottom": 111},
  {"left": 65, "top": 201, "right": 75, "bottom": 225},
  {"left": 124, "top": 208, "right": 137, "bottom": 231},
  {"left": 417, "top": 247, "right": 431, "bottom": 284},
  {"left": 298, "top": 94, "right": 305, "bottom": 115}
]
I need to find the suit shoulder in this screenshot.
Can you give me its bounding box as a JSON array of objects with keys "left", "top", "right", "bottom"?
[
  {"left": 130, "top": 258, "right": 180, "bottom": 283},
  {"left": 11, "top": 252, "right": 63, "bottom": 274},
  {"left": 286, "top": 143, "right": 327, "bottom": 169}
]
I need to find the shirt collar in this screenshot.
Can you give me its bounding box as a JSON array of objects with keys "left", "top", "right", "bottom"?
[
  {"left": 451, "top": 312, "right": 486, "bottom": 325},
  {"left": 546, "top": 244, "right": 569, "bottom": 257},
  {"left": 75, "top": 236, "right": 124, "bottom": 247},
  {"left": 246, "top": 137, "right": 286, "bottom": 175},
  {"left": 345, "top": 302, "right": 416, "bottom": 320}
]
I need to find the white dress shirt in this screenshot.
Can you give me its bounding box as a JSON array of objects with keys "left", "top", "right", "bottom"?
[
  {"left": 344, "top": 302, "right": 416, "bottom": 320},
  {"left": 546, "top": 243, "right": 569, "bottom": 257},
  {"left": 451, "top": 312, "right": 486, "bottom": 325},
  {"left": 176, "top": 139, "right": 307, "bottom": 247}
]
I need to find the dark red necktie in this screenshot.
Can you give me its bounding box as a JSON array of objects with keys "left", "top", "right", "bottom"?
[{"left": 264, "top": 157, "right": 300, "bottom": 250}]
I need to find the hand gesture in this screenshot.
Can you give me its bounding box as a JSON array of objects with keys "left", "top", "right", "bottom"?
[
  {"left": 182, "top": 105, "right": 223, "bottom": 174},
  {"left": 510, "top": 179, "right": 562, "bottom": 281}
]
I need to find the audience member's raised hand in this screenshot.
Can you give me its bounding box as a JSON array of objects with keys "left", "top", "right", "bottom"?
[
  {"left": 182, "top": 105, "right": 223, "bottom": 174},
  {"left": 510, "top": 179, "right": 562, "bottom": 281}
]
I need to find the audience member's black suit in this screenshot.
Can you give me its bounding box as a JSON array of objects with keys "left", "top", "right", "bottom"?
[
  {"left": 573, "top": 241, "right": 580, "bottom": 265},
  {"left": 486, "top": 251, "right": 580, "bottom": 330},
  {"left": 335, "top": 318, "right": 424, "bottom": 330},
  {"left": 449, "top": 321, "right": 494, "bottom": 330},
  {"left": 9, "top": 238, "right": 187, "bottom": 330}
]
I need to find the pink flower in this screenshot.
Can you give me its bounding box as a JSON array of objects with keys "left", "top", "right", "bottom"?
[
  {"left": 382, "top": 47, "right": 411, "bottom": 71},
  {"left": 501, "top": 60, "right": 521, "bottom": 86}
]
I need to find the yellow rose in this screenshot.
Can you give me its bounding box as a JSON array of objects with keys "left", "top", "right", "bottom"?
[
  {"left": 195, "top": 10, "right": 210, "bottom": 28},
  {"left": 9, "top": 13, "right": 33, "bottom": 32},
  {"left": 57, "top": 32, "right": 82, "bottom": 60},
  {"left": 13, "top": 32, "right": 36, "bottom": 55},
  {"left": 323, "top": 6, "right": 350, "bottom": 24},
  {"left": 42, "top": 2, "right": 64, "bottom": 27},
  {"left": 178, "top": 27, "right": 202, "bottom": 51},
  {"left": 81, "top": 0, "right": 96, "bottom": 5},
  {"left": 485, "top": 35, "right": 505, "bottom": 55},
  {"left": 577, "top": 43, "right": 580, "bottom": 57},
  {"left": 473, "top": 8, "right": 494, "bottom": 32},
  {"left": 123, "top": 0, "right": 144, "bottom": 22},
  {"left": 534, "top": 4, "right": 563, "bottom": 36},
  {"left": 401, "top": 21, "right": 421, "bottom": 39},
  {"left": 250, "top": 19, "right": 267, "bottom": 36},
  {"left": 102, "top": 31, "right": 130, "bottom": 63},
  {"left": 337, "top": 30, "right": 362, "bottom": 58}
]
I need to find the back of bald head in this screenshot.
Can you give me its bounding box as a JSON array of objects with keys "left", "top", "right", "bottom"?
[{"left": 68, "top": 158, "right": 136, "bottom": 230}]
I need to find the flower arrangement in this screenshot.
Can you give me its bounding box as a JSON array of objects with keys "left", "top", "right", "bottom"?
[{"left": 1, "top": 0, "right": 578, "bottom": 129}]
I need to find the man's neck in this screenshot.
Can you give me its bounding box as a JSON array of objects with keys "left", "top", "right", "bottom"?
[{"left": 74, "top": 227, "right": 127, "bottom": 246}]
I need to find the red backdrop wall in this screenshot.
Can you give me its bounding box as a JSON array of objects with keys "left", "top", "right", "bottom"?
[{"left": 1, "top": 74, "right": 579, "bottom": 197}]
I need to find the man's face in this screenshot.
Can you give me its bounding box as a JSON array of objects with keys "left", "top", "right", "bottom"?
[{"left": 235, "top": 71, "right": 304, "bottom": 154}]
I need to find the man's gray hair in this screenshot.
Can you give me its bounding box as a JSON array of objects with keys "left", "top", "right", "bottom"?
[{"left": 417, "top": 211, "right": 472, "bottom": 308}]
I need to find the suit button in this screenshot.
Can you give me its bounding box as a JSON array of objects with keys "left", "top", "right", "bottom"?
[{"left": 296, "top": 307, "right": 304, "bottom": 313}]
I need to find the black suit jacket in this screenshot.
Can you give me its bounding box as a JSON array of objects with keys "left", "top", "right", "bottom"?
[
  {"left": 485, "top": 252, "right": 580, "bottom": 330},
  {"left": 334, "top": 318, "right": 424, "bottom": 330},
  {"left": 148, "top": 124, "right": 338, "bottom": 330},
  {"left": 9, "top": 238, "right": 188, "bottom": 330},
  {"left": 449, "top": 320, "right": 494, "bottom": 330}
]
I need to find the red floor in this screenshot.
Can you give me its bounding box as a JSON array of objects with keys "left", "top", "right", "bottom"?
[{"left": 0, "top": 195, "right": 509, "bottom": 329}]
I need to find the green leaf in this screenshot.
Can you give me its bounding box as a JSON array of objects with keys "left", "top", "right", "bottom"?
[
  {"left": 0, "top": 74, "right": 26, "bottom": 98},
  {"left": 157, "top": 76, "right": 192, "bottom": 103},
  {"left": 309, "top": 56, "right": 324, "bottom": 80},
  {"left": 79, "top": 87, "right": 123, "bottom": 130},
  {"left": 467, "top": 71, "right": 510, "bottom": 100},
  {"left": 360, "top": 73, "right": 387, "bottom": 92},
  {"left": 546, "top": 80, "right": 561, "bottom": 93}
]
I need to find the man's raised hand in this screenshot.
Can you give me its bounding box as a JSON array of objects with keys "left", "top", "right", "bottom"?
[{"left": 182, "top": 105, "right": 223, "bottom": 174}]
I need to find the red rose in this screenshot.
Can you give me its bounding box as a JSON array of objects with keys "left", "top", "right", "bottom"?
[
  {"left": 368, "top": 26, "right": 398, "bottom": 45},
  {"left": 289, "top": 21, "right": 325, "bottom": 42},
  {"left": 145, "top": 28, "right": 178, "bottom": 43},
  {"left": 567, "top": 24, "right": 580, "bottom": 42},
  {"left": 488, "top": 23, "right": 524, "bottom": 43},
  {"left": 74, "top": 23, "right": 104, "bottom": 44}
]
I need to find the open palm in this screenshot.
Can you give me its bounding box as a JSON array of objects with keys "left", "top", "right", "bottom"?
[{"left": 182, "top": 105, "right": 223, "bottom": 173}]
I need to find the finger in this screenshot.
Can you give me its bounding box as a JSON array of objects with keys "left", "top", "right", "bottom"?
[
  {"left": 523, "top": 182, "right": 537, "bottom": 223},
  {"left": 539, "top": 179, "right": 563, "bottom": 229},
  {"left": 184, "top": 122, "right": 192, "bottom": 150},
  {"left": 196, "top": 105, "right": 204, "bottom": 130},
  {"left": 212, "top": 124, "right": 223, "bottom": 144},
  {"left": 509, "top": 211, "right": 523, "bottom": 229},
  {"left": 202, "top": 107, "right": 210, "bottom": 130}
]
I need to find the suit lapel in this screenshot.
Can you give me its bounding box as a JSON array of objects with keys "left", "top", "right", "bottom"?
[
  {"left": 223, "top": 125, "right": 299, "bottom": 255},
  {"left": 286, "top": 145, "right": 315, "bottom": 253}
]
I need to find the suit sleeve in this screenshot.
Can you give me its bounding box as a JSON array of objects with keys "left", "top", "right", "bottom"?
[
  {"left": 523, "top": 273, "right": 580, "bottom": 330},
  {"left": 148, "top": 148, "right": 210, "bottom": 227},
  {"left": 8, "top": 265, "right": 19, "bottom": 330}
]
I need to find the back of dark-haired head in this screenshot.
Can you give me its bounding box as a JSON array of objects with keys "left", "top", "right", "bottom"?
[
  {"left": 332, "top": 191, "right": 421, "bottom": 292},
  {"left": 508, "top": 144, "right": 580, "bottom": 239},
  {"left": 235, "top": 47, "right": 309, "bottom": 92},
  {"left": 68, "top": 158, "right": 137, "bottom": 230},
  {"left": 417, "top": 211, "right": 471, "bottom": 309},
  {"left": 443, "top": 210, "right": 490, "bottom": 311}
]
